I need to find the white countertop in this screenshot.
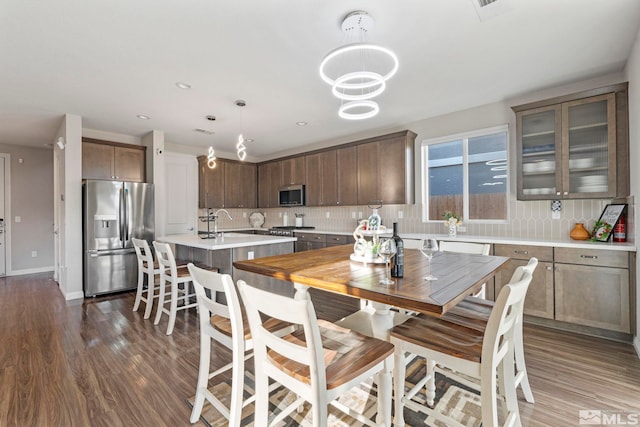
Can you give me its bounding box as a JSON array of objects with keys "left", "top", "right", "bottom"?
[
  {"left": 158, "top": 232, "right": 296, "bottom": 250},
  {"left": 211, "top": 227, "right": 636, "bottom": 252}
]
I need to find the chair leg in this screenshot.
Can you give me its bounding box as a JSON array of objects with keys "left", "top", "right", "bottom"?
[
  {"left": 143, "top": 274, "right": 155, "bottom": 319},
  {"left": 374, "top": 357, "right": 393, "bottom": 427},
  {"left": 133, "top": 267, "right": 144, "bottom": 312},
  {"left": 481, "top": 359, "right": 500, "bottom": 427},
  {"left": 425, "top": 359, "right": 436, "bottom": 407},
  {"left": 515, "top": 324, "right": 535, "bottom": 403},
  {"left": 254, "top": 365, "right": 269, "bottom": 427},
  {"left": 393, "top": 350, "right": 407, "bottom": 427},
  {"left": 190, "top": 335, "right": 211, "bottom": 423},
  {"left": 166, "top": 280, "right": 179, "bottom": 335},
  {"left": 154, "top": 279, "right": 166, "bottom": 325},
  {"left": 228, "top": 342, "right": 245, "bottom": 427},
  {"left": 501, "top": 348, "right": 521, "bottom": 426}
]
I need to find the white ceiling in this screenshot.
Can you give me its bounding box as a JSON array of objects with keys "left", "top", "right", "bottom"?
[{"left": 1, "top": 0, "right": 639, "bottom": 160}]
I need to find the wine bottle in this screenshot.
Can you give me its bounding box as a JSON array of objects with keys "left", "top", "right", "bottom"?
[{"left": 391, "top": 222, "right": 404, "bottom": 278}]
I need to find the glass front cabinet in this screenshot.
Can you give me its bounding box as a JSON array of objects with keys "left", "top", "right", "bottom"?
[{"left": 513, "top": 83, "right": 628, "bottom": 200}]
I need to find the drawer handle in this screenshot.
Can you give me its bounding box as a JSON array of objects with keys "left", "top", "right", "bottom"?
[
  {"left": 315, "top": 236, "right": 322, "bottom": 240},
  {"left": 514, "top": 250, "right": 528, "bottom": 255},
  {"left": 332, "top": 238, "right": 341, "bottom": 241},
  {"left": 580, "top": 254, "right": 598, "bottom": 259}
]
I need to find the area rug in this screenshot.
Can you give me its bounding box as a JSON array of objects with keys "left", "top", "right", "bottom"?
[{"left": 186, "top": 357, "right": 482, "bottom": 426}]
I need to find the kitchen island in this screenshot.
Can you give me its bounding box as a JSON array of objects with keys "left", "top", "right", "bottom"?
[{"left": 158, "top": 233, "right": 297, "bottom": 295}]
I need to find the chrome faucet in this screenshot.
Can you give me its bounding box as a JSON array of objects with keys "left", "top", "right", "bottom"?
[{"left": 212, "top": 209, "right": 232, "bottom": 234}]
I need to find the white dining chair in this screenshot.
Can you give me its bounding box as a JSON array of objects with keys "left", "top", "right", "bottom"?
[
  {"left": 238, "top": 280, "right": 395, "bottom": 427},
  {"left": 153, "top": 241, "right": 198, "bottom": 335},
  {"left": 391, "top": 266, "right": 534, "bottom": 427},
  {"left": 187, "top": 264, "right": 293, "bottom": 426},
  {"left": 132, "top": 238, "right": 160, "bottom": 319},
  {"left": 440, "top": 257, "right": 539, "bottom": 403}
]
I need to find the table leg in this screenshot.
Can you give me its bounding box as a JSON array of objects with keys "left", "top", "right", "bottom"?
[{"left": 370, "top": 301, "right": 394, "bottom": 340}]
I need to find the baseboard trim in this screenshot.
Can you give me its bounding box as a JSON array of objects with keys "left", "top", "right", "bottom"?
[
  {"left": 6, "top": 266, "right": 54, "bottom": 276},
  {"left": 634, "top": 336, "right": 640, "bottom": 359},
  {"left": 63, "top": 291, "right": 85, "bottom": 301}
]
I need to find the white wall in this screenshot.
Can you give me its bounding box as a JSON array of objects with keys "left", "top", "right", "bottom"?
[
  {"left": 56, "top": 114, "right": 83, "bottom": 300},
  {"left": 623, "top": 26, "right": 640, "bottom": 354}
]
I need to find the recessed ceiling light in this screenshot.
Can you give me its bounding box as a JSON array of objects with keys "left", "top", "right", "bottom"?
[
  {"left": 246, "top": 138, "right": 255, "bottom": 143},
  {"left": 296, "top": 121, "right": 308, "bottom": 126},
  {"left": 176, "top": 82, "right": 192, "bottom": 89},
  {"left": 136, "top": 114, "right": 151, "bottom": 120}
]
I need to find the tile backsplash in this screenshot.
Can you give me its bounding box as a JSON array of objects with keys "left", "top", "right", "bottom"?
[{"left": 200, "top": 196, "right": 634, "bottom": 242}]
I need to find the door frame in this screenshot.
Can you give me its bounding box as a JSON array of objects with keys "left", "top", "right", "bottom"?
[{"left": 0, "top": 153, "right": 11, "bottom": 276}]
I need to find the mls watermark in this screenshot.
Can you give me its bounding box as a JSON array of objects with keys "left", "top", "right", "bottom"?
[{"left": 579, "top": 410, "right": 640, "bottom": 425}]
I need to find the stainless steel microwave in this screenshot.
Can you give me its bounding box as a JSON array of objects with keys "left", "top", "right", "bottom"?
[{"left": 279, "top": 184, "right": 305, "bottom": 207}]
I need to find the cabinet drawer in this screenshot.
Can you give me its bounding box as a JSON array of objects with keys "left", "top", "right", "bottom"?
[
  {"left": 554, "top": 247, "right": 628, "bottom": 268},
  {"left": 295, "top": 232, "right": 326, "bottom": 243},
  {"left": 494, "top": 244, "right": 553, "bottom": 262},
  {"left": 325, "top": 234, "right": 353, "bottom": 246}
]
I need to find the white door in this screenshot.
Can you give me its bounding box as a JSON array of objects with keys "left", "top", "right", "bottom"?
[{"left": 164, "top": 153, "right": 198, "bottom": 235}]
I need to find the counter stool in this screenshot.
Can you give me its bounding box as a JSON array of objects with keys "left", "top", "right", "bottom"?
[
  {"left": 439, "top": 257, "right": 539, "bottom": 403},
  {"left": 153, "top": 241, "right": 198, "bottom": 335},
  {"left": 187, "top": 264, "right": 294, "bottom": 426},
  {"left": 391, "top": 266, "right": 534, "bottom": 427},
  {"left": 132, "top": 238, "right": 161, "bottom": 319},
  {"left": 238, "top": 280, "right": 395, "bottom": 427}
]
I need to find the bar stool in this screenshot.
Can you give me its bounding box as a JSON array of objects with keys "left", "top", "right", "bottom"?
[
  {"left": 238, "top": 280, "right": 395, "bottom": 427},
  {"left": 132, "top": 238, "right": 161, "bottom": 319},
  {"left": 153, "top": 241, "right": 198, "bottom": 335},
  {"left": 440, "top": 257, "right": 539, "bottom": 403},
  {"left": 187, "top": 264, "right": 294, "bottom": 426},
  {"left": 391, "top": 266, "right": 534, "bottom": 427}
]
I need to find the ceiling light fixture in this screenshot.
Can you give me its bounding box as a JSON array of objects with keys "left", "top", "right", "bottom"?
[
  {"left": 235, "top": 100, "right": 247, "bottom": 161},
  {"left": 207, "top": 146, "right": 216, "bottom": 169},
  {"left": 296, "top": 121, "right": 308, "bottom": 126},
  {"left": 136, "top": 114, "right": 151, "bottom": 120},
  {"left": 175, "top": 82, "right": 192, "bottom": 89},
  {"left": 319, "top": 10, "right": 398, "bottom": 120}
]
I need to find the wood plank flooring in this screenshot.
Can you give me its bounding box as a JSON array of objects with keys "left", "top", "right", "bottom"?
[{"left": 1, "top": 273, "right": 639, "bottom": 426}]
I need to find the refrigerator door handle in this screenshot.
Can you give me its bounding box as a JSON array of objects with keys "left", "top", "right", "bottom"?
[
  {"left": 119, "top": 187, "right": 126, "bottom": 243},
  {"left": 125, "top": 188, "right": 131, "bottom": 242},
  {"left": 88, "top": 249, "right": 135, "bottom": 257}
]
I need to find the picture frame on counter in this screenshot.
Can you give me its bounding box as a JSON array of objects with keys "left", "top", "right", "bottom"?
[{"left": 591, "top": 203, "right": 626, "bottom": 242}]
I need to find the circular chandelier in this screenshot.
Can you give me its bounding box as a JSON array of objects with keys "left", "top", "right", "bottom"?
[{"left": 319, "top": 11, "right": 398, "bottom": 120}]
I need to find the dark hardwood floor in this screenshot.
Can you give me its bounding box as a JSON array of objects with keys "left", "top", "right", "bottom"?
[{"left": 1, "top": 273, "right": 639, "bottom": 426}]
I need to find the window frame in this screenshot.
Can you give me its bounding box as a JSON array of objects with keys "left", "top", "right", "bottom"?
[{"left": 421, "top": 124, "right": 510, "bottom": 224}]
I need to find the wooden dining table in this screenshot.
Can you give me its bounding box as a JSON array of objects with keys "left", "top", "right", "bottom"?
[{"left": 233, "top": 244, "right": 510, "bottom": 338}]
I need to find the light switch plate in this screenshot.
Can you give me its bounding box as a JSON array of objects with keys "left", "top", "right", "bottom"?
[{"left": 15, "top": 216, "right": 21, "bottom": 223}]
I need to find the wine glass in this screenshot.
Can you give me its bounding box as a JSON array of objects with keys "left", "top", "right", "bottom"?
[
  {"left": 419, "top": 238, "right": 439, "bottom": 281},
  {"left": 378, "top": 238, "right": 397, "bottom": 285}
]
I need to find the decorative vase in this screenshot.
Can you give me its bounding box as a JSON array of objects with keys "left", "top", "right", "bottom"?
[
  {"left": 570, "top": 222, "right": 590, "bottom": 240},
  {"left": 448, "top": 223, "right": 457, "bottom": 238}
]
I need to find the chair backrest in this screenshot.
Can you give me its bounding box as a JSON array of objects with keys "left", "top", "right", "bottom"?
[
  {"left": 237, "top": 280, "right": 327, "bottom": 393},
  {"left": 482, "top": 265, "right": 533, "bottom": 372},
  {"left": 132, "top": 238, "right": 154, "bottom": 271},
  {"left": 153, "top": 241, "right": 179, "bottom": 278},
  {"left": 439, "top": 241, "right": 491, "bottom": 256},
  {"left": 188, "top": 263, "right": 244, "bottom": 350}
]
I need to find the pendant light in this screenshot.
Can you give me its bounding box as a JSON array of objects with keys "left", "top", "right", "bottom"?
[
  {"left": 235, "top": 100, "right": 247, "bottom": 161},
  {"left": 319, "top": 11, "right": 398, "bottom": 120}
]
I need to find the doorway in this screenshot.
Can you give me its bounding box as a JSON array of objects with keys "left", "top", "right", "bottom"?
[
  {"left": 164, "top": 153, "right": 198, "bottom": 235},
  {"left": 0, "top": 154, "right": 10, "bottom": 276}
]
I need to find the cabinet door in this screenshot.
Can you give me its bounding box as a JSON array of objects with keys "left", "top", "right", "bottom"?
[
  {"left": 516, "top": 105, "right": 562, "bottom": 200},
  {"left": 555, "top": 263, "right": 629, "bottom": 333},
  {"left": 379, "top": 136, "right": 409, "bottom": 204},
  {"left": 337, "top": 146, "right": 357, "bottom": 206},
  {"left": 114, "top": 146, "right": 145, "bottom": 182},
  {"left": 200, "top": 158, "right": 225, "bottom": 208},
  {"left": 357, "top": 143, "right": 378, "bottom": 205},
  {"left": 495, "top": 259, "right": 554, "bottom": 319},
  {"left": 224, "top": 162, "right": 256, "bottom": 208},
  {"left": 83, "top": 142, "right": 115, "bottom": 180},
  {"left": 281, "top": 157, "right": 305, "bottom": 185},
  {"left": 257, "top": 163, "right": 271, "bottom": 208},
  {"left": 562, "top": 93, "right": 616, "bottom": 199},
  {"left": 304, "top": 153, "right": 322, "bottom": 206}
]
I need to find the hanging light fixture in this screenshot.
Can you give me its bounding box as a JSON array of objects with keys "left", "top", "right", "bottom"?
[
  {"left": 207, "top": 146, "right": 216, "bottom": 169},
  {"left": 319, "top": 10, "right": 398, "bottom": 120},
  {"left": 235, "top": 100, "right": 247, "bottom": 161}
]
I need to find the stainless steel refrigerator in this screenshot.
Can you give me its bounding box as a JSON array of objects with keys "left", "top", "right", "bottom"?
[{"left": 83, "top": 180, "right": 154, "bottom": 297}]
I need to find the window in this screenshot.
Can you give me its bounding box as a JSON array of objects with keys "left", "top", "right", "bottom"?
[{"left": 422, "top": 125, "right": 508, "bottom": 223}]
